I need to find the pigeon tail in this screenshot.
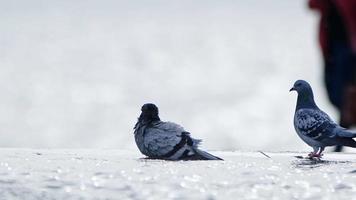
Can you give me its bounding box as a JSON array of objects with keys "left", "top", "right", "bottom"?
[
  {"left": 337, "top": 129, "right": 356, "bottom": 138},
  {"left": 180, "top": 134, "right": 222, "bottom": 160},
  {"left": 334, "top": 137, "right": 356, "bottom": 148},
  {"left": 192, "top": 149, "right": 223, "bottom": 160}
]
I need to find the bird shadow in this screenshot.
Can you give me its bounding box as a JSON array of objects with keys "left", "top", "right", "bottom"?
[
  {"left": 138, "top": 156, "right": 222, "bottom": 162},
  {"left": 291, "top": 156, "right": 351, "bottom": 169}
]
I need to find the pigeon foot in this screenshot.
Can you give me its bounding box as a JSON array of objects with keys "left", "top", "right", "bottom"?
[{"left": 308, "top": 152, "right": 323, "bottom": 159}]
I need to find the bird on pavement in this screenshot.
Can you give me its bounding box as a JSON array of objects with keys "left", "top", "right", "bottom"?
[
  {"left": 290, "top": 80, "right": 356, "bottom": 158},
  {"left": 134, "top": 103, "right": 223, "bottom": 160}
]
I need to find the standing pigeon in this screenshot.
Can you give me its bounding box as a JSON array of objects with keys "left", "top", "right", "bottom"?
[
  {"left": 133, "top": 103, "right": 223, "bottom": 160},
  {"left": 290, "top": 80, "right": 356, "bottom": 158}
]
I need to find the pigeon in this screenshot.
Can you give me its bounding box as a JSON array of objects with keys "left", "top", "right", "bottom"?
[
  {"left": 290, "top": 80, "right": 356, "bottom": 158},
  {"left": 133, "top": 103, "right": 223, "bottom": 160}
]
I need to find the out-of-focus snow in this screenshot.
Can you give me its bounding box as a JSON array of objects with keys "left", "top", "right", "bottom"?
[
  {"left": 0, "top": 149, "right": 355, "bottom": 200},
  {"left": 0, "top": 0, "right": 344, "bottom": 151}
]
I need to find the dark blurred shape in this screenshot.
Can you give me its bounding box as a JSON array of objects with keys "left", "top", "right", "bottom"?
[{"left": 308, "top": 0, "right": 356, "bottom": 152}]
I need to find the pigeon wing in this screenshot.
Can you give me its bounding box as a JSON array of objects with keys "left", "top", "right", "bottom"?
[
  {"left": 295, "top": 109, "right": 337, "bottom": 141},
  {"left": 143, "top": 121, "right": 186, "bottom": 157}
]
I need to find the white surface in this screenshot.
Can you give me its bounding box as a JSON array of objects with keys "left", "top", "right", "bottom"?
[
  {"left": 0, "top": 0, "right": 340, "bottom": 151},
  {"left": 0, "top": 149, "right": 356, "bottom": 200}
]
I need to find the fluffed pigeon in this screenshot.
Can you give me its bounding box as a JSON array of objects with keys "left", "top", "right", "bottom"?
[
  {"left": 290, "top": 80, "right": 356, "bottom": 158},
  {"left": 133, "top": 103, "right": 223, "bottom": 160}
]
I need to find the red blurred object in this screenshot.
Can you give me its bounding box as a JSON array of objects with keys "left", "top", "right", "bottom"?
[
  {"left": 309, "top": 0, "right": 356, "bottom": 55},
  {"left": 335, "top": 0, "right": 356, "bottom": 54},
  {"left": 309, "top": 0, "right": 356, "bottom": 132},
  {"left": 342, "top": 86, "right": 356, "bottom": 126}
]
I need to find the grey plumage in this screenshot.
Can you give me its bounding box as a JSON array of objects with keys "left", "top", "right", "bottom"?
[
  {"left": 290, "top": 80, "right": 356, "bottom": 158},
  {"left": 134, "top": 103, "right": 223, "bottom": 160}
]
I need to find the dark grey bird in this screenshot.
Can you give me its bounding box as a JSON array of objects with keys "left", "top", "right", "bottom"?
[
  {"left": 134, "top": 103, "right": 223, "bottom": 160},
  {"left": 290, "top": 80, "right": 356, "bottom": 158}
]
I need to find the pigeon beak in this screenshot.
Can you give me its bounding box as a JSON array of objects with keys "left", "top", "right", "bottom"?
[{"left": 289, "top": 87, "right": 295, "bottom": 92}]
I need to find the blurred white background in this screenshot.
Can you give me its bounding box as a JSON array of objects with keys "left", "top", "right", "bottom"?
[{"left": 0, "top": 0, "right": 339, "bottom": 151}]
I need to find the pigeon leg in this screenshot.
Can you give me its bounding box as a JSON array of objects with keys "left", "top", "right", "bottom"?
[
  {"left": 308, "top": 147, "right": 319, "bottom": 158},
  {"left": 315, "top": 147, "right": 324, "bottom": 158}
]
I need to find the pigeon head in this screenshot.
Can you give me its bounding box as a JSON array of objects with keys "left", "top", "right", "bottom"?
[
  {"left": 289, "top": 80, "right": 312, "bottom": 94},
  {"left": 290, "top": 80, "right": 317, "bottom": 109},
  {"left": 138, "top": 103, "right": 160, "bottom": 123}
]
